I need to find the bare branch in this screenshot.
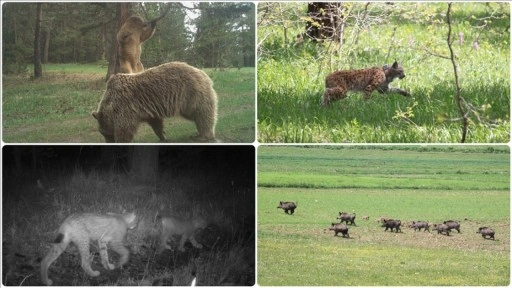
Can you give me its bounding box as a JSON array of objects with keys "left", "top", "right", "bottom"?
[
  {"left": 385, "top": 27, "right": 397, "bottom": 63},
  {"left": 422, "top": 47, "right": 451, "bottom": 59},
  {"left": 446, "top": 2, "right": 469, "bottom": 143},
  {"left": 147, "top": 3, "right": 172, "bottom": 23},
  {"left": 174, "top": 2, "right": 199, "bottom": 11}
]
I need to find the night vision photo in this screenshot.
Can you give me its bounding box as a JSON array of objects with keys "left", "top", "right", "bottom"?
[{"left": 2, "top": 145, "right": 255, "bottom": 285}]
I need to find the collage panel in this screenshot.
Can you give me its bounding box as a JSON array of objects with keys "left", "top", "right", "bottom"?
[
  {"left": 257, "top": 2, "right": 509, "bottom": 143},
  {"left": 257, "top": 145, "right": 510, "bottom": 285},
  {"left": 2, "top": 2, "right": 258, "bottom": 286},
  {"left": 1, "top": 1, "right": 511, "bottom": 287},
  {"left": 2, "top": 145, "right": 255, "bottom": 286},
  {"left": 2, "top": 2, "right": 256, "bottom": 144}
]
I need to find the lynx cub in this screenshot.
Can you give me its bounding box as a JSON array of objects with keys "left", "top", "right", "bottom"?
[
  {"left": 322, "top": 61, "right": 410, "bottom": 106},
  {"left": 40, "top": 212, "right": 137, "bottom": 285},
  {"left": 158, "top": 216, "right": 207, "bottom": 252}
]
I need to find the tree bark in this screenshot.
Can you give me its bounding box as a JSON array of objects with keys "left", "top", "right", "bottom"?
[
  {"left": 102, "top": 22, "right": 107, "bottom": 61},
  {"left": 34, "top": 3, "right": 43, "bottom": 78},
  {"left": 106, "top": 3, "right": 131, "bottom": 80},
  {"left": 43, "top": 30, "right": 50, "bottom": 64},
  {"left": 129, "top": 146, "right": 159, "bottom": 185},
  {"left": 305, "top": 2, "right": 344, "bottom": 43}
]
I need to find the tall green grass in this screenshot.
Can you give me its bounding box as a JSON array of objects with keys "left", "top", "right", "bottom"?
[{"left": 258, "top": 2, "right": 510, "bottom": 143}]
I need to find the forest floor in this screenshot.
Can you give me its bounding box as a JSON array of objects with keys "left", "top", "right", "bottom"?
[
  {"left": 2, "top": 64, "right": 255, "bottom": 143},
  {"left": 3, "top": 168, "right": 255, "bottom": 286}
]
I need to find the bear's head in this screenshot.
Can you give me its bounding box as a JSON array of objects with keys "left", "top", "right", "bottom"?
[
  {"left": 117, "top": 16, "right": 156, "bottom": 46},
  {"left": 92, "top": 111, "right": 115, "bottom": 143}
]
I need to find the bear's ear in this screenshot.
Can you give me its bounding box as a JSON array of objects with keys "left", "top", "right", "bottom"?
[
  {"left": 92, "top": 111, "right": 100, "bottom": 120},
  {"left": 392, "top": 61, "right": 398, "bottom": 68}
]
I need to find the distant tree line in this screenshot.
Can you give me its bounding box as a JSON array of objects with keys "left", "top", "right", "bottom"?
[{"left": 2, "top": 2, "right": 255, "bottom": 74}]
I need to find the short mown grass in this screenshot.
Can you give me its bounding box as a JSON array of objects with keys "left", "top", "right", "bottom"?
[
  {"left": 258, "top": 146, "right": 510, "bottom": 285},
  {"left": 258, "top": 2, "right": 510, "bottom": 143},
  {"left": 2, "top": 64, "right": 255, "bottom": 143}
]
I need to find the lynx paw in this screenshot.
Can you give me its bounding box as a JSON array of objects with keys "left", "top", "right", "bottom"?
[
  {"left": 87, "top": 270, "right": 100, "bottom": 277},
  {"left": 101, "top": 260, "right": 115, "bottom": 270},
  {"left": 43, "top": 279, "right": 53, "bottom": 286}
]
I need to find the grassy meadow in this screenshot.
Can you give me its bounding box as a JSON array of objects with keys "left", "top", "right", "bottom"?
[
  {"left": 258, "top": 2, "right": 510, "bottom": 143},
  {"left": 258, "top": 146, "right": 510, "bottom": 285},
  {"left": 2, "top": 64, "right": 255, "bottom": 143}
]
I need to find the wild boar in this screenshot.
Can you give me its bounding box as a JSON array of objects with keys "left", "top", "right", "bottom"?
[
  {"left": 329, "top": 223, "right": 349, "bottom": 238},
  {"left": 443, "top": 220, "right": 461, "bottom": 233},
  {"left": 382, "top": 219, "right": 401, "bottom": 233},
  {"left": 476, "top": 227, "right": 495, "bottom": 240},
  {"left": 408, "top": 221, "right": 430, "bottom": 232},
  {"left": 337, "top": 212, "right": 356, "bottom": 226},
  {"left": 433, "top": 224, "right": 451, "bottom": 236},
  {"left": 277, "top": 201, "right": 297, "bottom": 215}
]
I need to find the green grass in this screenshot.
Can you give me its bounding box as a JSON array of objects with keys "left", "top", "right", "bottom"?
[
  {"left": 258, "top": 2, "right": 510, "bottom": 143},
  {"left": 258, "top": 146, "right": 510, "bottom": 285},
  {"left": 2, "top": 64, "right": 255, "bottom": 143},
  {"left": 258, "top": 146, "right": 509, "bottom": 190}
]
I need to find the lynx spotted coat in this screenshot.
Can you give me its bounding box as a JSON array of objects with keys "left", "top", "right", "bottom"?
[{"left": 322, "top": 61, "right": 410, "bottom": 106}]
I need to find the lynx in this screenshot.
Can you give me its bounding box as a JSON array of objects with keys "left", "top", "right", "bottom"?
[
  {"left": 158, "top": 216, "right": 207, "bottom": 252},
  {"left": 40, "top": 212, "right": 137, "bottom": 285},
  {"left": 322, "top": 61, "right": 410, "bottom": 106}
]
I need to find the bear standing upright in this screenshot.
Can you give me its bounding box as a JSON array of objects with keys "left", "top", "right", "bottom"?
[
  {"left": 117, "top": 16, "right": 157, "bottom": 74},
  {"left": 92, "top": 62, "right": 218, "bottom": 143}
]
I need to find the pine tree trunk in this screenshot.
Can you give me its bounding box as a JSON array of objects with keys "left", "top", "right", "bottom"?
[
  {"left": 34, "top": 3, "right": 43, "bottom": 78},
  {"left": 129, "top": 146, "right": 159, "bottom": 185},
  {"left": 305, "top": 2, "right": 344, "bottom": 43},
  {"left": 106, "top": 3, "right": 131, "bottom": 80},
  {"left": 43, "top": 30, "right": 50, "bottom": 64}
]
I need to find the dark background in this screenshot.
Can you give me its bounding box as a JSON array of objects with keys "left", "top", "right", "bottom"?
[{"left": 2, "top": 145, "right": 255, "bottom": 285}]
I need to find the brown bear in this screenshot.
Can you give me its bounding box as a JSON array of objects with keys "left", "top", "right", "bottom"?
[
  {"left": 92, "top": 62, "right": 218, "bottom": 143},
  {"left": 117, "top": 16, "right": 157, "bottom": 74}
]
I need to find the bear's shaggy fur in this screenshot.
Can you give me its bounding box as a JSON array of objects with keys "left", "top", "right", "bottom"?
[
  {"left": 117, "top": 16, "right": 156, "bottom": 74},
  {"left": 92, "top": 62, "right": 218, "bottom": 143}
]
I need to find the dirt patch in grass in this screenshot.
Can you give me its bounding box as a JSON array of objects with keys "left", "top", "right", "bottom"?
[{"left": 288, "top": 219, "right": 510, "bottom": 253}]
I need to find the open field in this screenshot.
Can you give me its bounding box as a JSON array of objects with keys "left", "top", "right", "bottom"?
[
  {"left": 258, "top": 146, "right": 510, "bottom": 285},
  {"left": 2, "top": 64, "right": 255, "bottom": 143},
  {"left": 258, "top": 2, "right": 509, "bottom": 143}
]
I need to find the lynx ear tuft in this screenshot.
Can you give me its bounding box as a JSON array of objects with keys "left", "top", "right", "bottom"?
[{"left": 392, "top": 61, "right": 398, "bottom": 68}]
